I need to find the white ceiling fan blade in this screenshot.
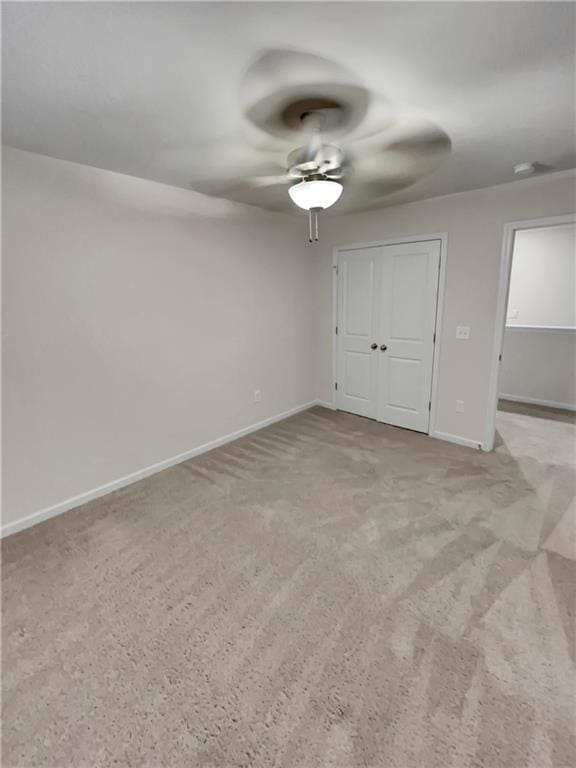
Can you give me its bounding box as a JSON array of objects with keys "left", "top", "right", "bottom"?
[
  {"left": 347, "top": 122, "right": 451, "bottom": 191},
  {"left": 244, "top": 174, "right": 292, "bottom": 189},
  {"left": 153, "top": 134, "right": 287, "bottom": 178},
  {"left": 342, "top": 175, "right": 420, "bottom": 207},
  {"left": 190, "top": 173, "right": 291, "bottom": 198},
  {"left": 242, "top": 48, "right": 360, "bottom": 91},
  {"left": 240, "top": 48, "right": 371, "bottom": 142}
]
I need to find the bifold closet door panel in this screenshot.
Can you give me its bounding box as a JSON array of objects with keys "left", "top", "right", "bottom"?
[
  {"left": 336, "top": 248, "right": 382, "bottom": 418},
  {"left": 376, "top": 240, "right": 441, "bottom": 433}
]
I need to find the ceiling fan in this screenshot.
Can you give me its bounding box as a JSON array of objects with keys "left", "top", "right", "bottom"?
[{"left": 187, "top": 49, "right": 451, "bottom": 242}]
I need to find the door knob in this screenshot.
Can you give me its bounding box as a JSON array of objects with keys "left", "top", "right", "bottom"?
[
  {"left": 380, "top": 344, "right": 387, "bottom": 351},
  {"left": 370, "top": 343, "right": 378, "bottom": 350}
]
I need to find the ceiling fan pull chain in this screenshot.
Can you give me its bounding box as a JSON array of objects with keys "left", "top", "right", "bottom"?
[{"left": 307, "top": 207, "right": 321, "bottom": 243}]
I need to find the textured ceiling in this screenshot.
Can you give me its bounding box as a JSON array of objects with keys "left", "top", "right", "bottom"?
[{"left": 2, "top": 2, "right": 575, "bottom": 213}]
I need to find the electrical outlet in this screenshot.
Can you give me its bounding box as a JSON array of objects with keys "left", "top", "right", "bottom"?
[
  {"left": 507, "top": 308, "right": 519, "bottom": 320},
  {"left": 456, "top": 325, "right": 470, "bottom": 340},
  {"left": 456, "top": 400, "right": 465, "bottom": 413},
  {"left": 253, "top": 389, "right": 261, "bottom": 403}
]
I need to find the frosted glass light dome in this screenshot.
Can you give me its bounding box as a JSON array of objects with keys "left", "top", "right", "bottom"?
[{"left": 288, "top": 179, "right": 343, "bottom": 210}]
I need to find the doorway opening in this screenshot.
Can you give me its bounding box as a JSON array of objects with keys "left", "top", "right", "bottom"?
[{"left": 486, "top": 215, "right": 576, "bottom": 453}]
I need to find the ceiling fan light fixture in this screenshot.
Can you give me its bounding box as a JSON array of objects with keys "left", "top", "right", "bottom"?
[{"left": 288, "top": 178, "right": 343, "bottom": 210}]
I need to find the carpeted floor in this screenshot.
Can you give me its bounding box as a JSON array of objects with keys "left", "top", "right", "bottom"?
[{"left": 2, "top": 405, "right": 575, "bottom": 767}]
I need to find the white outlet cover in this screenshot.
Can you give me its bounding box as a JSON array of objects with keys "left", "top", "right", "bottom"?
[
  {"left": 456, "top": 325, "right": 470, "bottom": 339},
  {"left": 254, "top": 389, "right": 261, "bottom": 402},
  {"left": 456, "top": 400, "right": 465, "bottom": 413}
]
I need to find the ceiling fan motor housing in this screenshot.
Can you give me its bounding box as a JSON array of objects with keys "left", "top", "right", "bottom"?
[{"left": 287, "top": 144, "right": 345, "bottom": 178}]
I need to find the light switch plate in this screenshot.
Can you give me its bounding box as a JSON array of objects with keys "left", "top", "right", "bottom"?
[{"left": 456, "top": 325, "right": 470, "bottom": 340}]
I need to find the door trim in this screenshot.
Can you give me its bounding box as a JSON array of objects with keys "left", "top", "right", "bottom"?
[
  {"left": 484, "top": 213, "right": 576, "bottom": 451},
  {"left": 332, "top": 232, "right": 448, "bottom": 437}
]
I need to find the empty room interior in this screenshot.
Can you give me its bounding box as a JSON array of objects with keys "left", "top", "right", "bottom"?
[{"left": 2, "top": 2, "right": 575, "bottom": 767}]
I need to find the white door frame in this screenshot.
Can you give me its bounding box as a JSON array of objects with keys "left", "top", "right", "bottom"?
[
  {"left": 331, "top": 232, "right": 448, "bottom": 437},
  {"left": 484, "top": 213, "right": 576, "bottom": 451}
]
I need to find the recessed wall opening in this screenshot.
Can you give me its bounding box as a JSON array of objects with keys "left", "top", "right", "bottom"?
[
  {"left": 487, "top": 216, "right": 576, "bottom": 454},
  {"left": 333, "top": 235, "right": 446, "bottom": 438}
]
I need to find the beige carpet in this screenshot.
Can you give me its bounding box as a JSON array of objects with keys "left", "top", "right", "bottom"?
[{"left": 2, "top": 406, "right": 575, "bottom": 767}]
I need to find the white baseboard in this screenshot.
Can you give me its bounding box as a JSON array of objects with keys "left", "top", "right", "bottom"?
[
  {"left": 499, "top": 394, "right": 576, "bottom": 412},
  {"left": 315, "top": 404, "right": 484, "bottom": 450},
  {"left": 1, "top": 401, "right": 317, "bottom": 539},
  {"left": 430, "top": 430, "right": 484, "bottom": 451},
  {"left": 314, "top": 399, "right": 337, "bottom": 410},
  {"left": 317, "top": 403, "right": 484, "bottom": 450}
]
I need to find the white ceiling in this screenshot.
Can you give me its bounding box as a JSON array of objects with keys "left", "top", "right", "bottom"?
[{"left": 3, "top": 2, "right": 575, "bottom": 213}]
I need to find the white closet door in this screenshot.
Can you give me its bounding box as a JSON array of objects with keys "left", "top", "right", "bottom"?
[
  {"left": 336, "top": 248, "right": 381, "bottom": 418},
  {"left": 376, "top": 240, "right": 441, "bottom": 432}
]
